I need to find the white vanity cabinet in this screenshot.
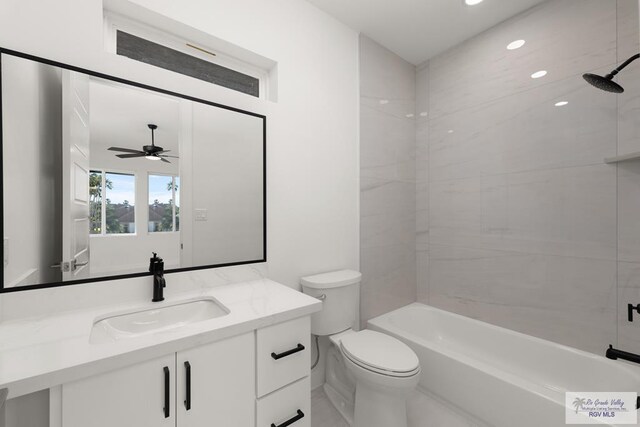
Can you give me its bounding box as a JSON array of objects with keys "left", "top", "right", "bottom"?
[
  {"left": 61, "top": 332, "right": 255, "bottom": 427},
  {"left": 61, "top": 353, "right": 177, "bottom": 427},
  {"left": 56, "top": 316, "right": 312, "bottom": 427},
  {"left": 256, "top": 316, "right": 311, "bottom": 427},
  {"left": 176, "top": 332, "right": 255, "bottom": 426}
]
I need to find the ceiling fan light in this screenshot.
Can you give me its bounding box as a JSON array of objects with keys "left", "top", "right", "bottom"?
[{"left": 146, "top": 155, "right": 161, "bottom": 161}]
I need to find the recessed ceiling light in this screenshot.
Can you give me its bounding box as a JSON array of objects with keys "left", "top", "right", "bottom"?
[
  {"left": 464, "top": 0, "right": 483, "bottom": 5},
  {"left": 448, "top": 130, "right": 454, "bottom": 134},
  {"left": 406, "top": 113, "right": 414, "bottom": 118},
  {"left": 379, "top": 99, "right": 389, "bottom": 105},
  {"left": 555, "top": 101, "right": 569, "bottom": 107},
  {"left": 507, "top": 40, "right": 526, "bottom": 50},
  {"left": 419, "top": 112, "right": 428, "bottom": 117},
  {"left": 531, "top": 70, "right": 547, "bottom": 79}
]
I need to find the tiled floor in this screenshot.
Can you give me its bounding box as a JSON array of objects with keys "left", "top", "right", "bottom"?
[
  {"left": 311, "top": 386, "right": 486, "bottom": 427},
  {"left": 311, "top": 387, "right": 350, "bottom": 427}
]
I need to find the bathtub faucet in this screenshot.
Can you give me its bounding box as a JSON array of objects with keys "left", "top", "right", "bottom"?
[
  {"left": 606, "top": 346, "right": 640, "bottom": 410},
  {"left": 605, "top": 345, "right": 640, "bottom": 365}
]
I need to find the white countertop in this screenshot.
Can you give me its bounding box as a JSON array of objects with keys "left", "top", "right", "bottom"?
[{"left": 0, "top": 279, "right": 321, "bottom": 399}]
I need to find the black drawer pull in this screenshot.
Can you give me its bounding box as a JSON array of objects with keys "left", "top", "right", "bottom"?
[
  {"left": 271, "top": 343, "right": 305, "bottom": 360},
  {"left": 271, "top": 409, "right": 305, "bottom": 427},
  {"left": 163, "top": 366, "right": 170, "bottom": 418},
  {"left": 184, "top": 361, "right": 191, "bottom": 410}
]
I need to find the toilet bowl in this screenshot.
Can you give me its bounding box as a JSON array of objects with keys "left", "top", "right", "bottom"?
[
  {"left": 335, "top": 329, "right": 420, "bottom": 427},
  {"left": 300, "top": 270, "right": 421, "bottom": 427}
]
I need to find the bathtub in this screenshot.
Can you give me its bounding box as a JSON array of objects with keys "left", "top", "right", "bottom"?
[{"left": 368, "top": 303, "right": 640, "bottom": 427}]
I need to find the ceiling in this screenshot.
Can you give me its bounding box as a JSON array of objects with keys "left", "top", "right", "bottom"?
[
  {"left": 89, "top": 79, "right": 180, "bottom": 170},
  {"left": 306, "top": 0, "right": 548, "bottom": 65}
]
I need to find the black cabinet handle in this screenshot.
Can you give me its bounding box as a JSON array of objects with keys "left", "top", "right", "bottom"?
[
  {"left": 271, "top": 409, "right": 305, "bottom": 427},
  {"left": 184, "top": 361, "right": 191, "bottom": 411},
  {"left": 271, "top": 344, "right": 305, "bottom": 360},
  {"left": 163, "top": 366, "right": 170, "bottom": 418}
]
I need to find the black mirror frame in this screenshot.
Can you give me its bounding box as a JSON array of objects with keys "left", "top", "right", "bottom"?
[{"left": 0, "top": 47, "right": 267, "bottom": 293}]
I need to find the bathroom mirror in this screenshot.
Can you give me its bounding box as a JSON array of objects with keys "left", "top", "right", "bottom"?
[{"left": 0, "top": 49, "right": 266, "bottom": 291}]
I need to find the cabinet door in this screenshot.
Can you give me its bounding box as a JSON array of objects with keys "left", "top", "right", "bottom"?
[
  {"left": 62, "top": 354, "right": 175, "bottom": 427},
  {"left": 177, "top": 332, "right": 255, "bottom": 427}
]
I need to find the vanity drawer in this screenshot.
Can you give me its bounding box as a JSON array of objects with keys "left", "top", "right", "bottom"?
[
  {"left": 256, "top": 316, "right": 310, "bottom": 396},
  {"left": 256, "top": 376, "right": 310, "bottom": 427}
]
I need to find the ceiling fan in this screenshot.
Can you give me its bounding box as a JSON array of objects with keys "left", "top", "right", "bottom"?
[{"left": 108, "top": 124, "right": 178, "bottom": 163}]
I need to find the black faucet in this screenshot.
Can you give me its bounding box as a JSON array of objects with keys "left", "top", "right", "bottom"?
[
  {"left": 150, "top": 252, "right": 166, "bottom": 302},
  {"left": 606, "top": 345, "right": 640, "bottom": 365}
]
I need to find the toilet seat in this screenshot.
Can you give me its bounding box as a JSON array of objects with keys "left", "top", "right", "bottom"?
[{"left": 340, "top": 330, "right": 420, "bottom": 378}]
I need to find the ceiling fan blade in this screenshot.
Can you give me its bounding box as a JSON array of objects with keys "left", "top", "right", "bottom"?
[
  {"left": 160, "top": 158, "right": 171, "bottom": 164},
  {"left": 108, "top": 147, "right": 145, "bottom": 154},
  {"left": 159, "top": 154, "right": 179, "bottom": 158},
  {"left": 116, "top": 153, "right": 147, "bottom": 158},
  {"left": 157, "top": 150, "right": 171, "bottom": 154}
]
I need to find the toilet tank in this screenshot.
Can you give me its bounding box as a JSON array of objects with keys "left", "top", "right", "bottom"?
[{"left": 300, "top": 270, "right": 361, "bottom": 336}]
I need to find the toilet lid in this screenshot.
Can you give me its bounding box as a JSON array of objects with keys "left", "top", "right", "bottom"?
[{"left": 340, "top": 330, "right": 419, "bottom": 376}]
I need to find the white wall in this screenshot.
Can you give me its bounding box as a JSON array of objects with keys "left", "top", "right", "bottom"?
[
  {"left": 88, "top": 81, "right": 182, "bottom": 275},
  {"left": 2, "top": 56, "right": 63, "bottom": 287},
  {"left": 0, "top": 0, "right": 359, "bottom": 423},
  {"left": 190, "top": 103, "right": 264, "bottom": 266},
  {"left": 0, "top": 0, "right": 359, "bottom": 284}
]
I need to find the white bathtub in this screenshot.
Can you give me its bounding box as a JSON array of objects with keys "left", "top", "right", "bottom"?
[{"left": 368, "top": 303, "right": 640, "bottom": 427}]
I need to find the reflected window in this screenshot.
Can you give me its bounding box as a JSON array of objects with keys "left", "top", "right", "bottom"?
[
  {"left": 89, "top": 171, "right": 103, "bottom": 234},
  {"left": 148, "top": 174, "right": 180, "bottom": 232},
  {"left": 90, "top": 170, "right": 136, "bottom": 235}
]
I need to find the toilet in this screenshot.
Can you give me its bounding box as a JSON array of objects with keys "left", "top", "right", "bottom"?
[{"left": 301, "top": 270, "right": 420, "bottom": 427}]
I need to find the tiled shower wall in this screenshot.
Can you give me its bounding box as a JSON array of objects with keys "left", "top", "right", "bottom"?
[
  {"left": 418, "top": 0, "right": 640, "bottom": 355},
  {"left": 359, "top": 35, "right": 417, "bottom": 326},
  {"left": 360, "top": 0, "right": 640, "bottom": 356}
]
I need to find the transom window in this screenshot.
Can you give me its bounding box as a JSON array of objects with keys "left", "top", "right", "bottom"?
[{"left": 103, "top": 12, "right": 268, "bottom": 99}]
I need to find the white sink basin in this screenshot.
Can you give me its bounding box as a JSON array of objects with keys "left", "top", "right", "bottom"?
[{"left": 90, "top": 298, "right": 229, "bottom": 344}]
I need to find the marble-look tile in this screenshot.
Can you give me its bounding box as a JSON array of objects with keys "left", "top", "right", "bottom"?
[
  {"left": 416, "top": 0, "right": 628, "bottom": 359},
  {"left": 416, "top": 249, "right": 429, "bottom": 304},
  {"left": 616, "top": 0, "right": 640, "bottom": 155},
  {"left": 360, "top": 102, "right": 416, "bottom": 182},
  {"left": 617, "top": 69, "right": 640, "bottom": 154},
  {"left": 361, "top": 180, "right": 415, "bottom": 230},
  {"left": 360, "top": 35, "right": 417, "bottom": 325},
  {"left": 415, "top": 181, "right": 428, "bottom": 253},
  {"left": 618, "top": 262, "right": 640, "bottom": 354},
  {"left": 416, "top": 63, "right": 429, "bottom": 123},
  {"left": 416, "top": 64, "right": 429, "bottom": 305},
  {"left": 619, "top": 162, "right": 640, "bottom": 262},
  {"left": 428, "top": 245, "right": 617, "bottom": 354},
  {"left": 617, "top": 0, "right": 639, "bottom": 61},
  {"left": 616, "top": 0, "right": 640, "bottom": 358},
  {"left": 429, "top": 0, "right": 617, "bottom": 119},
  {"left": 360, "top": 241, "right": 416, "bottom": 324},
  {"left": 429, "top": 68, "right": 617, "bottom": 183},
  {"left": 416, "top": 120, "right": 428, "bottom": 184},
  {"left": 360, "top": 34, "right": 416, "bottom": 101},
  {"left": 616, "top": 0, "right": 640, "bottom": 153},
  {"left": 429, "top": 164, "right": 617, "bottom": 261}
]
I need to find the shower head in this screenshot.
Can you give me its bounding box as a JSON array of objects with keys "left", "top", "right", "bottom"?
[
  {"left": 583, "top": 53, "right": 640, "bottom": 94},
  {"left": 582, "top": 73, "right": 624, "bottom": 93}
]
